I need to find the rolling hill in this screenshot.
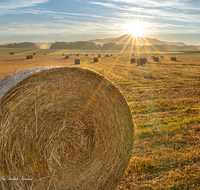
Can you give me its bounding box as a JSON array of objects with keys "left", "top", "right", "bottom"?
[{"left": 89, "top": 34, "right": 186, "bottom": 46}]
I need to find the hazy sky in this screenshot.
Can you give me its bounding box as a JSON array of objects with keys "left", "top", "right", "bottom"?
[{"left": 1, "top": 0, "right": 200, "bottom": 45}]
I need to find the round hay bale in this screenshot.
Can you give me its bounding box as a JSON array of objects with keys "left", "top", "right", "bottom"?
[
  {"left": 86, "top": 54, "right": 88, "bottom": 56},
  {"left": 94, "top": 57, "right": 98, "bottom": 62},
  {"left": 75, "top": 59, "right": 80, "bottom": 64},
  {"left": 62, "top": 54, "right": 65, "bottom": 56},
  {"left": 137, "top": 58, "right": 145, "bottom": 66},
  {"left": 30, "top": 55, "right": 33, "bottom": 59},
  {"left": 130, "top": 58, "right": 135, "bottom": 63},
  {"left": 153, "top": 57, "right": 159, "bottom": 61},
  {"left": 0, "top": 67, "right": 134, "bottom": 190},
  {"left": 76, "top": 54, "right": 79, "bottom": 56},
  {"left": 110, "top": 54, "right": 113, "bottom": 56},
  {"left": 26, "top": 55, "right": 31, "bottom": 59},
  {"left": 161, "top": 55, "right": 164, "bottom": 58},
  {"left": 65, "top": 55, "right": 69, "bottom": 59},
  {"left": 106, "top": 54, "right": 109, "bottom": 57},
  {"left": 9, "top": 52, "right": 14, "bottom": 55},
  {"left": 98, "top": 54, "right": 101, "bottom": 58},
  {"left": 171, "top": 57, "right": 177, "bottom": 61},
  {"left": 33, "top": 53, "right": 36, "bottom": 55}
]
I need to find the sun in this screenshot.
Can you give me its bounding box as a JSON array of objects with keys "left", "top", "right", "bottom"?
[{"left": 124, "top": 22, "right": 145, "bottom": 36}]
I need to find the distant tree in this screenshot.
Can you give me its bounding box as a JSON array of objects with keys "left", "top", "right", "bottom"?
[{"left": 2, "top": 42, "right": 38, "bottom": 49}]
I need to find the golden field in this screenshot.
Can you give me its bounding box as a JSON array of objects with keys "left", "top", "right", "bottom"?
[{"left": 0, "top": 51, "right": 200, "bottom": 189}]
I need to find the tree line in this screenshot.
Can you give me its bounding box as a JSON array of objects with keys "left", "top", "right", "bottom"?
[{"left": 1, "top": 41, "right": 200, "bottom": 51}]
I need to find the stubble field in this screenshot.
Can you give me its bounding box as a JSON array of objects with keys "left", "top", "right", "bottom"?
[{"left": 0, "top": 49, "right": 200, "bottom": 189}]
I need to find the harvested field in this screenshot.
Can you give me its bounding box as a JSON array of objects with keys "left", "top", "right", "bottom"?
[{"left": 0, "top": 51, "right": 200, "bottom": 189}]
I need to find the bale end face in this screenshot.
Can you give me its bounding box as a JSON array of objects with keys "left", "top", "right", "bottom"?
[{"left": 0, "top": 67, "right": 134, "bottom": 190}]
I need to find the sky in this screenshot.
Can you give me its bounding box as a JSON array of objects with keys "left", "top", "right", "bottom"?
[{"left": 1, "top": 0, "right": 200, "bottom": 45}]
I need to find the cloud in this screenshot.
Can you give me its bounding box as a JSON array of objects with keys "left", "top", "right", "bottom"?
[
  {"left": 0, "top": 0, "right": 49, "bottom": 9},
  {"left": 87, "top": 0, "right": 200, "bottom": 23}
]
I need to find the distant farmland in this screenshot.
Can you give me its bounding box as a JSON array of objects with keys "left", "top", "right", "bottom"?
[
  {"left": 1, "top": 47, "right": 200, "bottom": 59},
  {"left": 0, "top": 50, "right": 200, "bottom": 189}
]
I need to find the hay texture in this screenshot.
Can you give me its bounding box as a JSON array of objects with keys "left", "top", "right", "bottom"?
[{"left": 0, "top": 67, "right": 134, "bottom": 190}]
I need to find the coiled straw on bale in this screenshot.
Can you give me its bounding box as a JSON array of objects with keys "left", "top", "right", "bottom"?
[{"left": 0, "top": 67, "right": 134, "bottom": 190}]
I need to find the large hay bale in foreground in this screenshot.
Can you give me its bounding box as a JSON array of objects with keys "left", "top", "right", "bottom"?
[{"left": 0, "top": 67, "right": 134, "bottom": 190}]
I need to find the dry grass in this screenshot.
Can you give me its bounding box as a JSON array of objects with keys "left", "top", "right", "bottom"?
[
  {"left": 0, "top": 53, "right": 199, "bottom": 189},
  {"left": 0, "top": 67, "right": 133, "bottom": 189}
]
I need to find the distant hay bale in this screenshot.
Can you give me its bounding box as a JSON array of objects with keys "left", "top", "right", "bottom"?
[
  {"left": 86, "top": 54, "right": 88, "bottom": 56},
  {"left": 76, "top": 54, "right": 79, "bottom": 56},
  {"left": 106, "top": 55, "right": 109, "bottom": 57},
  {"left": 33, "top": 53, "right": 36, "bottom": 55},
  {"left": 0, "top": 67, "right": 134, "bottom": 190},
  {"left": 93, "top": 54, "right": 94, "bottom": 56},
  {"left": 110, "top": 54, "right": 113, "bottom": 56},
  {"left": 132, "top": 54, "right": 134, "bottom": 56},
  {"left": 98, "top": 54, "right": 101, "bottom": 58},
  {"left": 153, "top": 57, "right": 159, "bottom": 61},
  {"left": 161, "top": 55, "right": 164, "bottom": 58},
  {"left": 131, "top": 58, "right": 136, "bottom": 63},
  {"left": 171, "top": 57, "right": 177, "bottom": 61},
  {"left": 137, "top": 58, "right": 145, "bottom": 66},
  {"left": 75, "top": 59, "right": 80, "bottom": 64},
  {"left": 69, "top": 54, "right": 72, "bottom": 56},
  {"left": 62, "top": 54, "right": 65, "bottom": 56},
  {"left": 65, "top": 55, "right": 69, "bottom": 59},
  {"left": 9, "top": 52, "right": 14, "bottom": 55},
  {"left": 94, "top": 58, "right": 98, "bottom": 62},
  {"left": 26, "top": 55, "right": 31, "bottom": 59},
  {"left": 30, "top": 55, "right": 33, "bottom": 59}
]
